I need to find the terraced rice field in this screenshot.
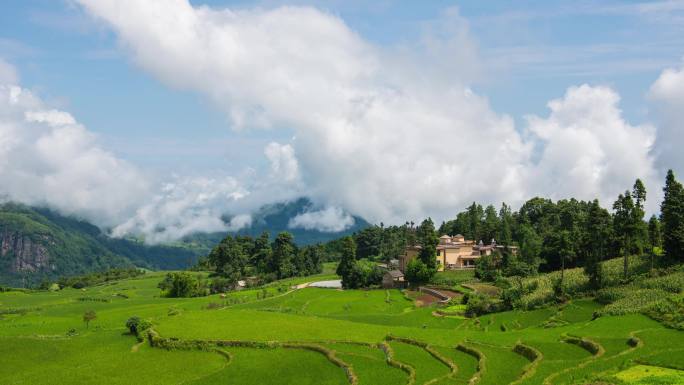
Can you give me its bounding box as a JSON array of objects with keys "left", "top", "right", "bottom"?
[{"left": 1, "top": 272, "right": 683, "bottom": 384}]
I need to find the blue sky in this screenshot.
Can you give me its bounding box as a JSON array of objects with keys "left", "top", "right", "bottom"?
[
  {"left": 1, "top": 0, "right": 684, "bottom": 239},
  {"left": 2, "top": 0, "right": 682, "bottom": 170}
]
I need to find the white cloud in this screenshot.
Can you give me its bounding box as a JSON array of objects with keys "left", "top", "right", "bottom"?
[
  {"left": 289, "top": 206, "right": 354, "bottom": 232},
  {"left": 77, "top": 0, "right": 663, "bottom": 224},
  {"left": 0, "top": 59, "right": 18, "bottom": 84},
  {"left": 649, "top": 63, "right": 684, "bottom": 178},
  {"left": 0, "top": 60, "right": 301, "bottom": 241},
  {"left": 111, "top": 176, "right": 250, "bottom": 243},
  {"left": 526, "top": 85, "right": 660, "bottom": 211},
  {"left": 264, "top": 142, "right": 300, "bottom": 183},
  {"left": 0, "top": 83, "right": 149, "bottom": 225}
]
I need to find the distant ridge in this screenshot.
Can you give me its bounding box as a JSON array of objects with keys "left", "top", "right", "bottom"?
[{"left": 0, "top": 198, "right": 368, "bottom": 286}]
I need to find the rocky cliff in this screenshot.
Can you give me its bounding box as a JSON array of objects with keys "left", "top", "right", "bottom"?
[{"left": 0, "top": 230, "right": 53, "bottom": 273}]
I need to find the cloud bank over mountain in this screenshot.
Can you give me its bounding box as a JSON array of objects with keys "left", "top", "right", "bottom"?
[
  {"left": 1, "top": 1, "right": 682, "bottom": 242},
  {"left": 0, "top": 70, "right": 148, "bottom": 226}
]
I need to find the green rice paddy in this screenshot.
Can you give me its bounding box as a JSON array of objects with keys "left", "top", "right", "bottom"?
[{"left": 1, "top": 271, "right": 683, "bottom": 384}]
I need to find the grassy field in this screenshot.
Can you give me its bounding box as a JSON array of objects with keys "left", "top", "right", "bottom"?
[{"left": 1, "top": 267, "right": 684, "bottom": 384}]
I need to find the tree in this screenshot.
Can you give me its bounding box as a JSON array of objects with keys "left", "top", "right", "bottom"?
[
  {"left": 466, "top": 203, "right": 485, "bottom": 241},
  {"left": 405, "top": 259, "right": 432, "bottom": 286},
  {"left": 482, "top": 205, "right": 500, "bottom": 243},
  {"left": 584, "top": 200, "right": 612, "bottom": 289},
  {"left": 648, "top": 215, "right": 661, "bottom": 271},
  {"left": 613, "top": 192, "right": 637, "bottom": 280},
  {"left": 475, "top": 253, "right": 499, "bottom": 281},
  {"left": 498, "top": 203, "right": 514, "bottom": 245},
  {"left": 336, "top": 236, "right": 357, "bottom": 278},
  {"left": 342, "top": 260, "right": 383, "bottom": 289},
  {"left": 416, "top": 218, "right": 438, "bottom": 269},
  {"left": 208, "top": 236, "right": 248, "bottom": 280},
  {"left": 161, "top": 272, "right": 202, "bottom": 298},
  {"left": 270, "top": 232, "right": 297, "bottom": 279},
  {"left": 632, "top": 179, "right": 648, "bottom": 254},
  {"left": 251, "top": 231, "right": 272, "bottom": 273},
  {"left": 661, "top": 170, "right": 684, "bottom": 263},
  {"left": 83, "top": 310, "right": 96, "bottom": 329},
  {"left": 355, "top": 226, "right": 382, "bottom": 260}
]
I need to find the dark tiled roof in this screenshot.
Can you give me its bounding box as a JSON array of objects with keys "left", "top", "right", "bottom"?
[{"left": 386, "top": 270, "right": 404, "bottom": 278}]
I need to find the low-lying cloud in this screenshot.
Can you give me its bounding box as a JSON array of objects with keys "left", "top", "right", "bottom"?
[{"left": 289, "top": 207, "right": 355, "bottom": 233}]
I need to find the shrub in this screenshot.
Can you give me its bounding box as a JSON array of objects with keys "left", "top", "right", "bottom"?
[
  {"left": 126, "top": 316, "right": 152, "bottom": 336},
  {"left": 465, "top": 292, "right": 495, "bottom": 317},
  {"left": 210, "top": 277, "right": 237, "bottom": 294}
]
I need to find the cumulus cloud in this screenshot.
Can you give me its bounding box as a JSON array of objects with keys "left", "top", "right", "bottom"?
[
  {"left": 526, "top": 85, "right": 660, "bottom": 211},
  {"left": 0, "top": 81, "right": 149, "bottom": 225},
  {"left": 77, "top": 0, "right": 664, "bottom": 223},
  {"left": 289, "top": 206, "right": 355, "bottom": 232},
  {"left": 76, "top": 0, "right": 532, "bottom": 224},
  {"left": 649, "top": 63, "right": 684, "bottom": 178},
  {"left": 0, "top": 57, "right": 303, "bottom": 241}
]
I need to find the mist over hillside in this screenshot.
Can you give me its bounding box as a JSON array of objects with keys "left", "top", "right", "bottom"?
[{"left": 0, "top": 198, "right": 368, "bottom": 286}]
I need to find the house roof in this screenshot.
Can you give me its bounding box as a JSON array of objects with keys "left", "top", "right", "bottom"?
[{"left": 386, "top": 270, "right": 404, "bottom": 278}]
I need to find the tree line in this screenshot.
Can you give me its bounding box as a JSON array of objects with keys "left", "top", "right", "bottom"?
[
  {"left": 335, "top": 170, "right": 684, "bottom": 288},
  {"left": 200, "top": 231, "right": 324, "bottom": 287}
]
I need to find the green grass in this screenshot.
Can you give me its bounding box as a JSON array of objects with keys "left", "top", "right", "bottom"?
[
  {"left": 389, "top": 341, "right": 451, "bottom": 384},
  {"left": 2, "top": 267, "right": 684, "bottom": 384},
  {"left": 186, "top": 347, "right": 349, "bottom": 385}
]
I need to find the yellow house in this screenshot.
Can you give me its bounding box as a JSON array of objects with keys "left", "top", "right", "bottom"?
[{"left": 399, "top": 234, "right": 517, "bottom": 272}]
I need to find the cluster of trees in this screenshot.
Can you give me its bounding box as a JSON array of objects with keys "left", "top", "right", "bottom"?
[
  {"left": 158, "top": 272, "right": 208, "bottom": 297},
  {"left": 336, "top": 236, "right": 384, "bottom": 288},
  {"left": 203, "top": 231, "right": 324, "bottom": 288},
  {"left": 336, "top": 219, "right": 440, "bottom": 288},
  {"left": 464, "top": 172, "right": 684, "bottom": 291}
]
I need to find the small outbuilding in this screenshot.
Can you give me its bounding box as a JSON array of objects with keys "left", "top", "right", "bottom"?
[{"left": 382, "top": 269, "right": 406, "bottom": 289}]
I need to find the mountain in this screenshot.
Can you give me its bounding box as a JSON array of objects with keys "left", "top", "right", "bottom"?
[
  {"left": 175, "top": 198, "right": 369, "bottom": 252},
  {"left": 0, "top": 203, "right": 201, "bottom": 287},
  {"left": 0, "top": 198, "right": 369, "bottom": 286}
]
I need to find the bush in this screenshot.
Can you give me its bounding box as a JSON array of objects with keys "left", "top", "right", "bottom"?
[
  {"left": 465, "top": 292, "right": 494, "bottom": 317},
  {"left": 210, "top": 277, "right": 237, "bottom": 294},
  {"left": 125, "top": 316, "right": 152, "bottom": 337},
  {"left": 475, "top": 253, "right": 500, "bottom": 282}
]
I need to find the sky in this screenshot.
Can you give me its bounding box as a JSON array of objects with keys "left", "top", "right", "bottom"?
[{"left": 1, "top": 0, "right": 683, "bottom": 242}]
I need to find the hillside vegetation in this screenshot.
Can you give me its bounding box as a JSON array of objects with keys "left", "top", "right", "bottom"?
[{"left": 0, "top": 203, "right": 202, "bottom": 286}]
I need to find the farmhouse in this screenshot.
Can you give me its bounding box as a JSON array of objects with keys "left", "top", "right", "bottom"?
[
  {"left": 399, "top": 234, "right": 517, "bottom": 272},
  {"left": 382, "top": 269, "right": 406, "bottom": 289}
]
